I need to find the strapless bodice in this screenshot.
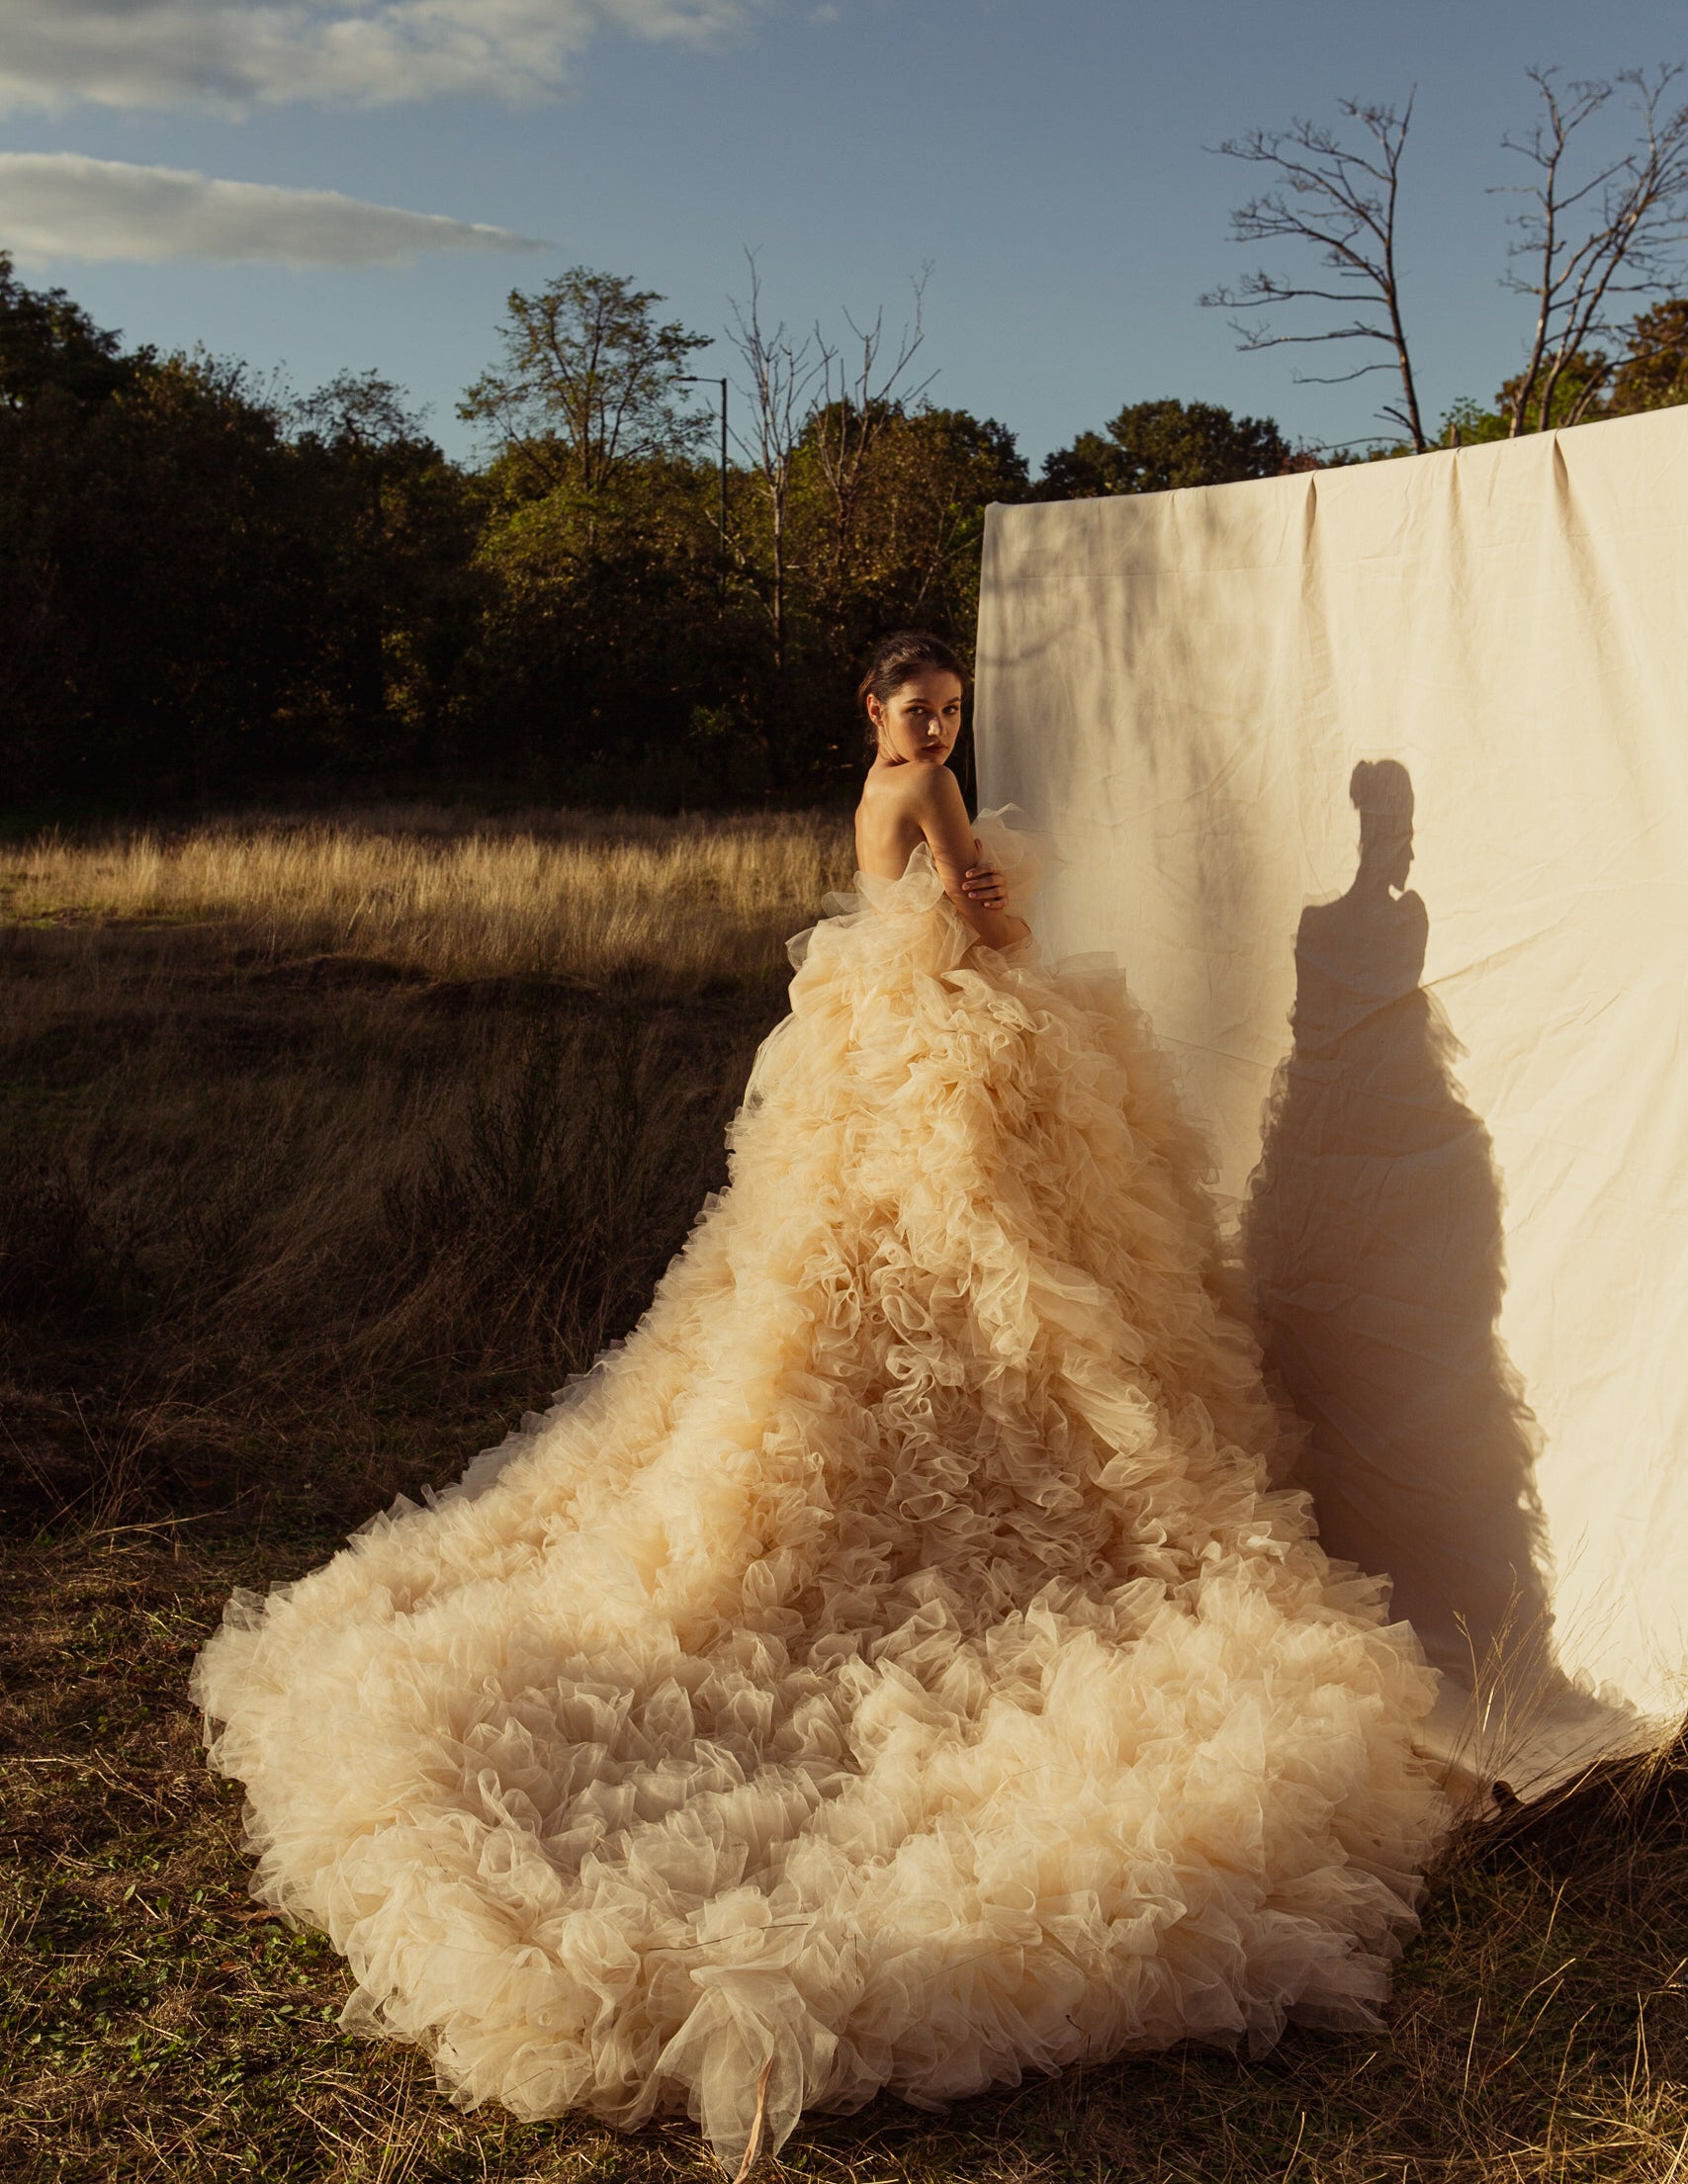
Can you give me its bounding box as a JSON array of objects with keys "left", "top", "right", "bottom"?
[
  {"left": 787, "top": 800, "right": 1055, "bottom": 974},
  {"left": 854, "top": 798, "right": 1051, "bottom": 908}
]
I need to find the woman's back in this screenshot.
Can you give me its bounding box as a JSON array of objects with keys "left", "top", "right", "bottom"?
[{"left": 853, "top": 758, "right": 943, "bottom": 882}]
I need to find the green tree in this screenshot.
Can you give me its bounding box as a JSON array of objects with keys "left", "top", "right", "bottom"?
[
  {"left": 1435, "top": 396, "right": 1510, "bottom": 447},
  {"left": 0, "top": 249, "right": 147, "bottom": 407},
  {"left": 798, "top": 405, "right": 1026, "bottom": 648},
  {"left": 811, "top": 403, "right": 1030, "bottom": 797},
  {"left": 866, "top": 407, "right": 1029, "bottom": 621},
  {"left": 1041, "top": 397, "right": 1291, "bottom": 497},
  {"left": 0, "top": 258, "right": 489, "bottom": 807},
  {"left": 0, "top": 344, "right": 316, "bottom": 801},
  {"left": 101, "top": 353, "right": 315, "bottom": 799},
  {"left": 459, "top": 269, "right": 713, "bottom": 519},
  {"left": 1439, "top": 350, "right": 1613, "bottom": 445},
  {"left": 723, "top": 262, "right": 933, "bottom": 681},
  {"left": 468, "top": 436, "right": 738, "bottom": 804},
  {"left": 1436, "top": 299, "right": 1688, "bottom": 445},
  {"left": 454, "top": 269, "right": 740, "bottom": 802},
  {"left": 290, "top": 370, "right": 484, "bottom": 770},
  {"left": 1608, "top": 298, "right": 1688, "bottom": 412}
]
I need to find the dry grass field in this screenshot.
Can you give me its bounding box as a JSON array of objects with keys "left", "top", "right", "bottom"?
[
  {"left": 0, "top": 808, "right": 852, "bottom": 1528},
  {"left": 3, "top": 811, "right": 1686, "bottom": 2184},
  {"left": 3, "top": 807, "right": 847, "bottom": 992}
]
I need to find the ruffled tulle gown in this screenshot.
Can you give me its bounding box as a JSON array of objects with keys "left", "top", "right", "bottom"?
[{"left": 191, "top": 804, "right": 1449, "bottom": 2170}]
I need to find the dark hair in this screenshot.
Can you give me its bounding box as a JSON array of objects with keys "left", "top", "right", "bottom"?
[
  {"left": 856, "top": 630, "right": 966, "bottom": 759},
  {"left": 1350, "top": 758, "right": 1414, "bottom": 823}
]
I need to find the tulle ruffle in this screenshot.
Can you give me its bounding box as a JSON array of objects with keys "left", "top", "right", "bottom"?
[{"left": 192, "top": 802, "right": 1448, "bottom": 2168}]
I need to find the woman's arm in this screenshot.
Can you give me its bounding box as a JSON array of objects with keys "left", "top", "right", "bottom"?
[{"left": 903, "top": 766, "right": 1030, "bottom": 950}]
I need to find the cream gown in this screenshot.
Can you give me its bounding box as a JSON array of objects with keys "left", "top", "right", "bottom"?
[{"left": 192, "top": 804, "right": 1449, "bottom": 2170}]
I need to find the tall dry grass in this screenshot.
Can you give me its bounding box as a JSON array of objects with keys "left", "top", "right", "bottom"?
[
  {"left": 2, "top": 809, "right": 850, "bottom": 1531},
  {"left": 1, "top": 806, "right": 855, "bottom": 993}
]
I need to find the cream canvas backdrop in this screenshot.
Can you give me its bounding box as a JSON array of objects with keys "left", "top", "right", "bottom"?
[{"left": 974, "top": 409, "right": 1688, "bottom": 1791}]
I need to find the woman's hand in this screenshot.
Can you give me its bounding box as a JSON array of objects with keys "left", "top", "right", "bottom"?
[
  {"left": 960, "top": 847, "right": 1008, "bottom": 911},
  {"left": 905, "top": 778, "right": 1029, "bottom": 949}
]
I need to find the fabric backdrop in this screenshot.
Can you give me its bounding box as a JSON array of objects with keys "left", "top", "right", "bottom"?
[{"left": 973, "top": 409, "right": 1688, "bottom": 1792}]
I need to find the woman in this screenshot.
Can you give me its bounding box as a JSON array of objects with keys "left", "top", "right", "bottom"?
[{"left": 193, "top": 632, "right": 1448, "bottom": 2178}]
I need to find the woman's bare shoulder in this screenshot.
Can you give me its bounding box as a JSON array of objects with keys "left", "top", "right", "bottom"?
[
  {"left": 864, "top": 763, "right": 965, "bottom": 822},
  {"left": 859, "top": 759, "right": 918, "bottom": 806},
  {"left": 854, "top": 762, "right": 951, "bottom": 877}
]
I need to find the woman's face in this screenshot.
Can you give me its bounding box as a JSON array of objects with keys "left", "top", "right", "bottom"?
[{"left": 869, "top": 668, "right": 964, "bottom": 766}]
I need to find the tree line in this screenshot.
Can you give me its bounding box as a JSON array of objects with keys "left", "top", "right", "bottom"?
[{"left": 4, "top": 65, "right": 1685, "bottom": 812}]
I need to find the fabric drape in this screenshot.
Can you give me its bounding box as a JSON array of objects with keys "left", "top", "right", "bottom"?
[{"left": 974, "top": 410, "right": 1688, "bottom": 1791}]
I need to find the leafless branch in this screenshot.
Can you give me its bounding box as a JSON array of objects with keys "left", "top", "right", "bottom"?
[
  {"left": 809, "top": 267, "right": 937, "bottom": 597},
  {"left": 724, "top": 252, "right": 827, "bottom": 665},
  {"left": 725, "top": 258, "right": 940, "bottom": 660},
  {"left": 1202, "top": 94, "right": 1428, "bottom": 450},
  {"left": 1494, "top": 65, "right": 1688, "bottom": 433}
]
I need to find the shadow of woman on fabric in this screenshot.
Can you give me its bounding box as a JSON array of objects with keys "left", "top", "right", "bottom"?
[{"left": 1240, "top": 761, "right": 1579, "bottom": 1767}]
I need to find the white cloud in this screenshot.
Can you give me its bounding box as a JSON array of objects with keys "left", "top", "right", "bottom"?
[
  {"left": 0, "top": 152, "right": 545, "bottom": 264},
  {"left": 0, "top": 0, "right": 752, "bottom": 114}
]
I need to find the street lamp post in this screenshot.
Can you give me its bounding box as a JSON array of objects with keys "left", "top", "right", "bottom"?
[{"left": 677, "top": 374, "right": 729, "bottom": 606}]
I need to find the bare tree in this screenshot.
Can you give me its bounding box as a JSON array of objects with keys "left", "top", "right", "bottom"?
[
  {"left": 807, "top": 271, "right": 935, "bottom": 606},
  {"left": 1201, "top": 96, "right": 1427, "bottom": 451},
  {"left": 725, "top": 259, "right": 934, "bottom": 668},
  {"left": 724, "top": 254, "right": 826, "bottom": 669},
  {"left": 1496, "top": 65, "right": 1688, "bottom": 434}
]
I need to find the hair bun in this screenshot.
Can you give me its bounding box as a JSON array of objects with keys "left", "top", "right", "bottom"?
[{"left": 1349, "top": 758, "right": 1414, "bottom": 817}]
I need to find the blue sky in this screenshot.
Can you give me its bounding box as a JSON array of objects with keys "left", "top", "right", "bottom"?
[{"left": 2, "top": 0, "right": 1684, "bottom": 469}]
